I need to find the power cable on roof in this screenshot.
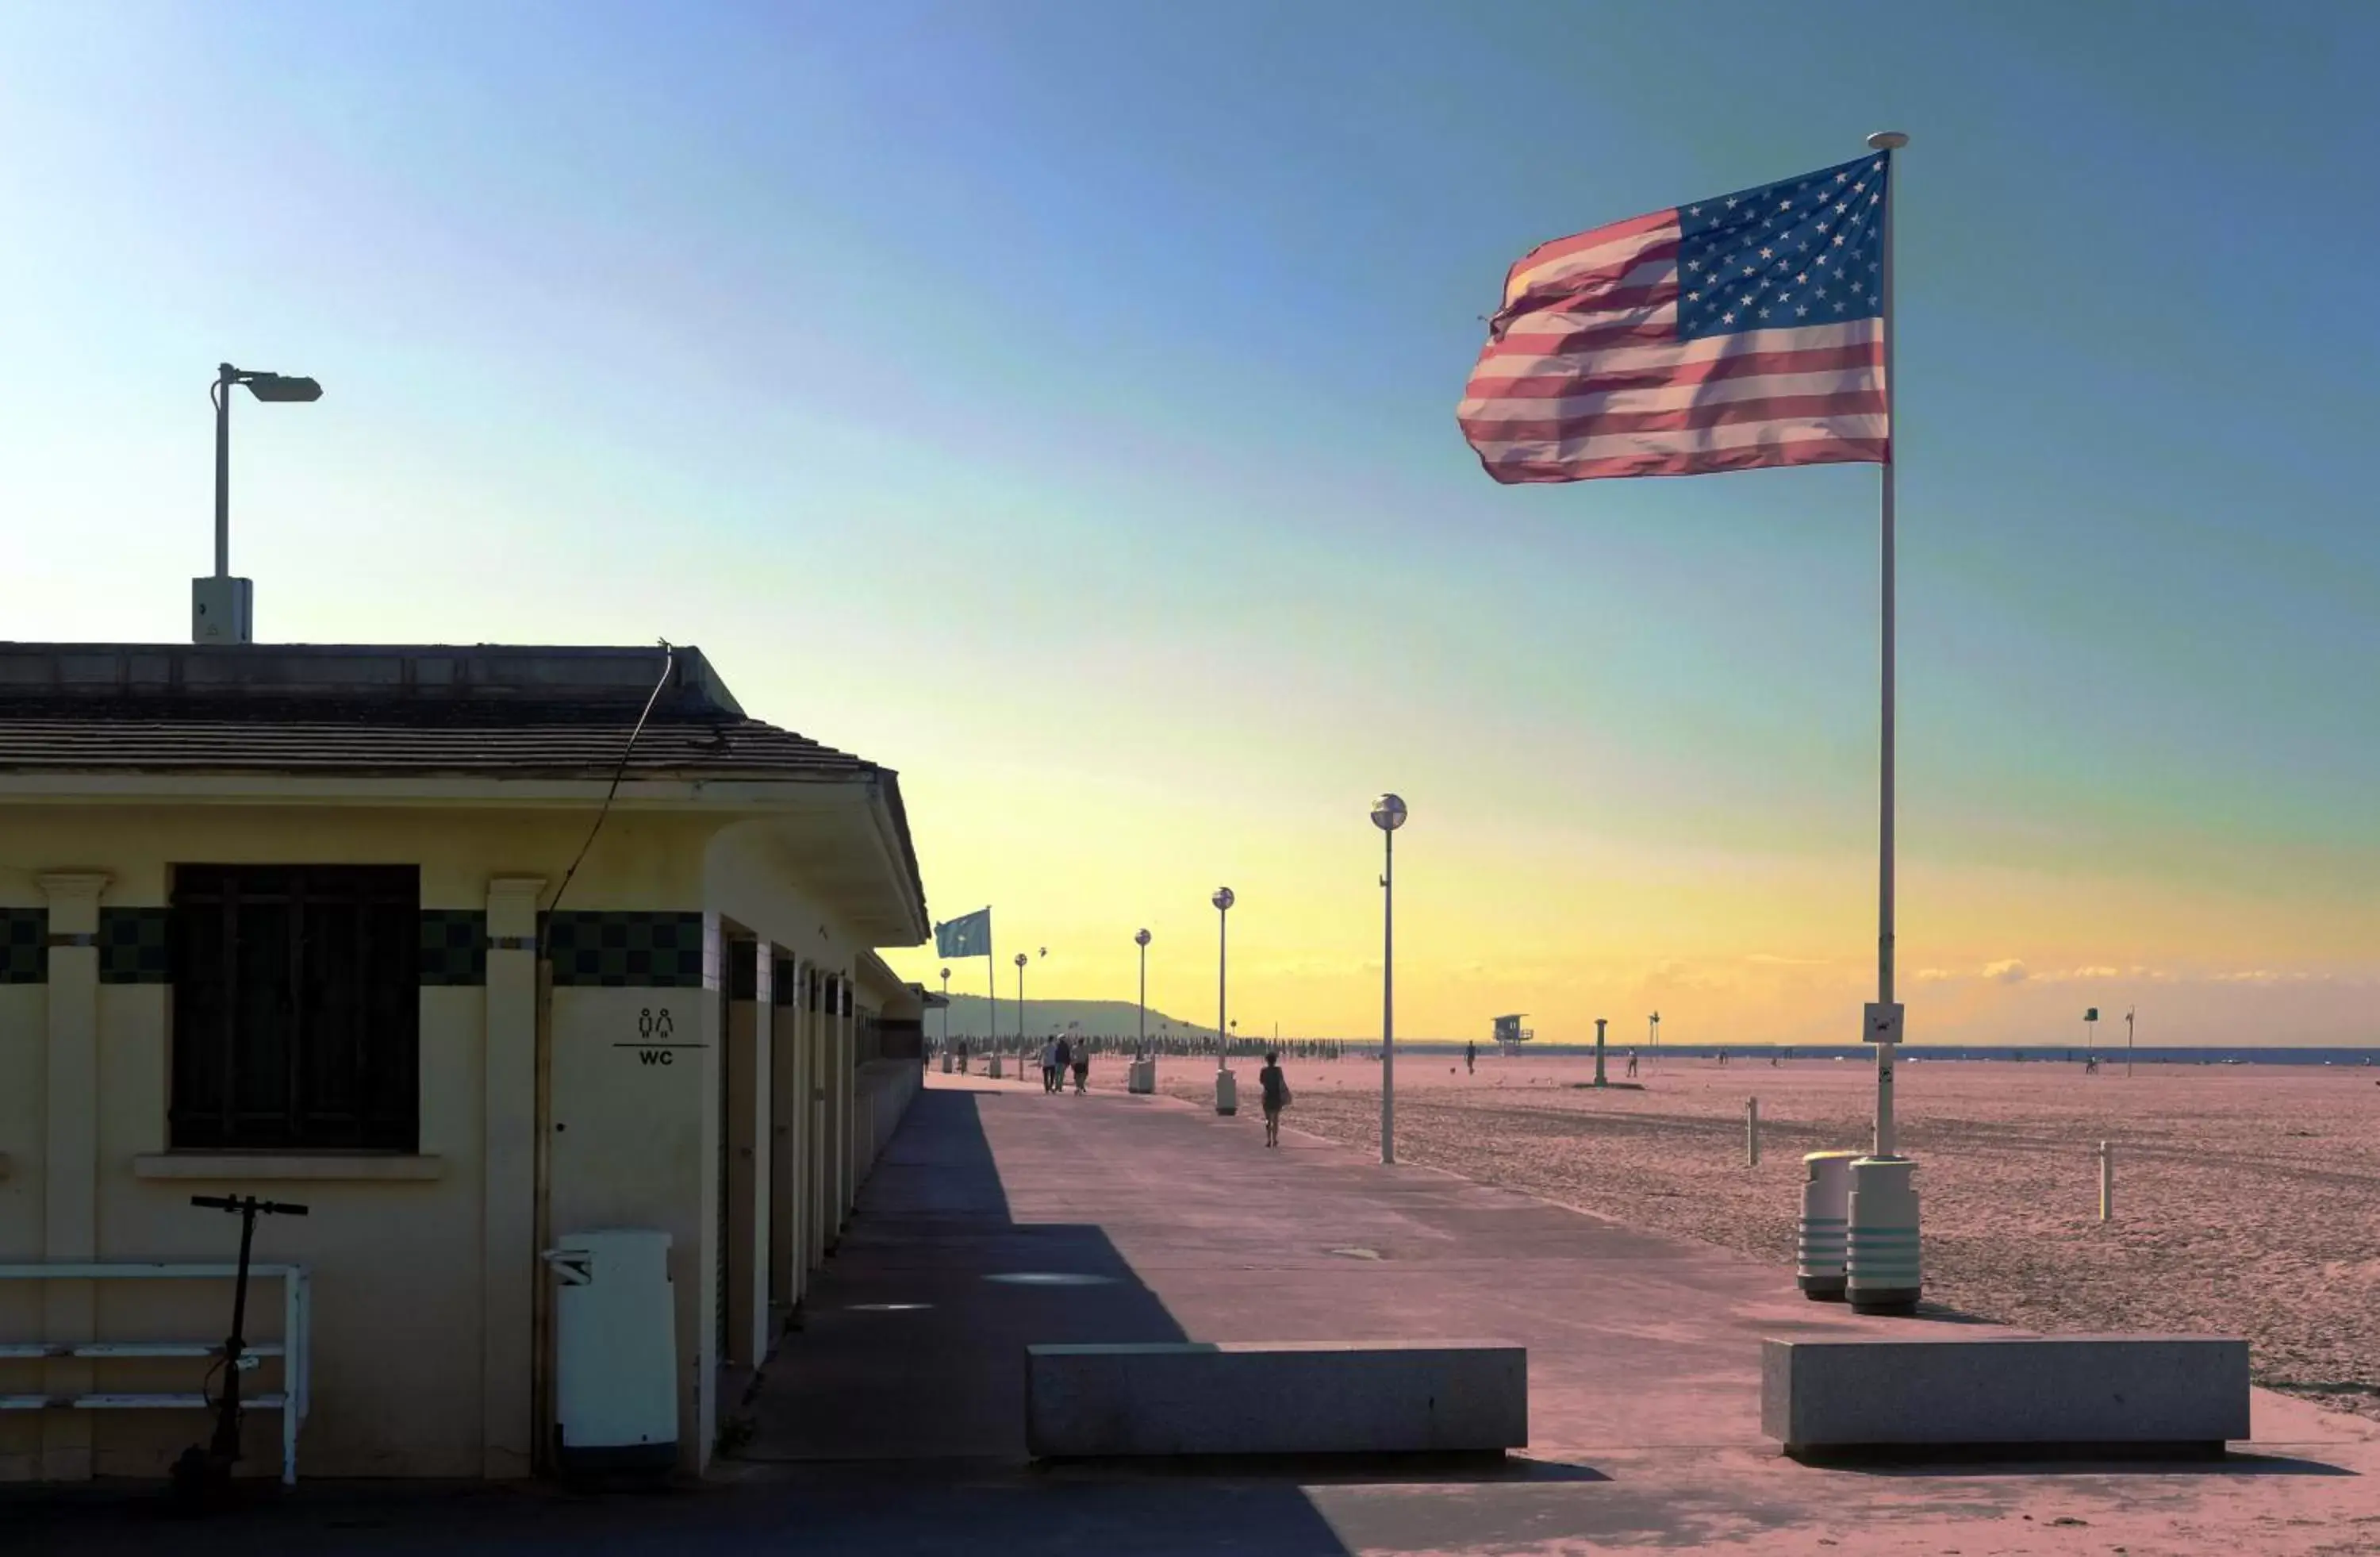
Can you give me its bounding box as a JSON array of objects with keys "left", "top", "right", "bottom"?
[{"left": 539, "top": 640, "right": 675, "bottom": 959}]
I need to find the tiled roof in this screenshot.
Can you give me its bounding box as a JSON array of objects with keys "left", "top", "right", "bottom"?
[{"left": 0, "top": 699, "right": 869, "bottom": 779}]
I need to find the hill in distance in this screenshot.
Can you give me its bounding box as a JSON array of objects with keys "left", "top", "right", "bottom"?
[{"left": 932, "top": 993, "right": 1218, "bottom": 1042}]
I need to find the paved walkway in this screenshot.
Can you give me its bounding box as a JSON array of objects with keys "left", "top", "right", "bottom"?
[
  {"left": 17, "top": 1072, "right": 2380, "bottom": 1555},
  {"left": 734, "top": 1073, "right": 2380, "bottom": 1552}
]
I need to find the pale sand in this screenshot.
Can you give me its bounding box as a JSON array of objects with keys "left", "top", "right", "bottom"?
[{"left": 1139, "top": 1051, "right": 2380, "bottom": 1423}]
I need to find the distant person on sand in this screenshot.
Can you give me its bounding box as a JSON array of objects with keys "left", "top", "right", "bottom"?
[
  {"left": 1258, "top": 1051, "right": 1288, "bottom": 1148},
  {"left": 1073, "top": 1040, "right": 1090, "bottom": 1095},
  {"left": 1625, "top": 1048, "right": 1638, "bottom": 1079},
  {"left": 1718, "top": 1048, "right": 1728, "bottom": 1067},
  {"left": 1465, "top": 1040, "right": 1476, "bottom": 1075}
]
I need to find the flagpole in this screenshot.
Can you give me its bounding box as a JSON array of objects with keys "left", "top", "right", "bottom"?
[
  {"left": 1875, "top": 129, "right": 1902, "bottom": 1162},
  {"left": 1846, "top": 128, "right": 1920, "bottom": 1317}
]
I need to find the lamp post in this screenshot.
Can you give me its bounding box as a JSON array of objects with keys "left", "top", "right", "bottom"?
[
  {"left": 1212, "top": 889, "right": 1236, "bottom": 1113},
  {"left": 939, "top": 967, "right": 950, "bottom": 1055},
  {"left": 1372, "top": 794, "right": 1407, "bottom": 1166},
  {"left": 1134, "top": 929, "right": 1151, "bottom": 1055},
  {"left": 198, "top": 362, "right": 322, "bottom": 646},
  {"left": 1649, "top": 1011, "right": 1660, "bottom": 1072},
  {"left": 2126, "top": 1005, "right": 2136, "bottom": 1078},
  {"left": 2086, "top": 1006, "right": 2099, "bottom": 1067},
  {"left": 1014, "top": 952, "right": 1028, "bottom": 1059}
]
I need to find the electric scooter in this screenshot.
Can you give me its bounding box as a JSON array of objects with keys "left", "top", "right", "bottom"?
[{"left": 170, "top": 1193, "right": 308, "bottom": 1507}]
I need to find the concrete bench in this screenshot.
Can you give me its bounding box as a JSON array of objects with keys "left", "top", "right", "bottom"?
[
  {"left": 1026, "top": 1341, "right": 1527, "bottom": 1458},
  {"left": 1762, "top": 1335, "right": 2250, "bottom": 1459}
]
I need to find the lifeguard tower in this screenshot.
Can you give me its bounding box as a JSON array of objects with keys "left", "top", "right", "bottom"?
[{"left": 1492, "top": 1013, "right": 1534, "bottom": 1056}]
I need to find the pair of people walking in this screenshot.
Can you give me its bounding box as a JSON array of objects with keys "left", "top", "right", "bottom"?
[{"left": 1040, "top": 1035, "right": 1088, "bottom": 1094}]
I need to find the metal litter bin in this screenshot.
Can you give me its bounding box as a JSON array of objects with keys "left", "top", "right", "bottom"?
[{"left": 1797, "top": 1151, "right": 1860, "bottom": 1299}]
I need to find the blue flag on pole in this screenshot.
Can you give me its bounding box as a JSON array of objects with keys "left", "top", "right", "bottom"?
[{"left": 935, "top": 907, "right": 992, "bottom": 959}]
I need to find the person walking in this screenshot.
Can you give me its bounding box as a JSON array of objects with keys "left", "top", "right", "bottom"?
[
  {"left": 1625, "top": 1048, "right": 1638, "bottom": 1079},
  {"left": 1464, "top": 1040, "right": 1476, "bottom": 1075},
  {"left": 1073, "top": 1041, "right": 1091, "bottom": 1095},
  {"left": 1258, "top": 1051, "right": 1289, "bottom": 1148},
  {"left": 958, "top": 1036, "right": 970, "bottom": 1075},
  {"left": 1039, "top": 1036, "right": 1058, "bottom": 1093}
]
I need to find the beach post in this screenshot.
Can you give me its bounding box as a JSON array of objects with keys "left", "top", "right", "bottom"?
[
  {"left": 2099, "top": 1140, "right": 2113, "bottom": 1222},
  {"left": 1747, "top": 1097, "right": 1760, "bottom": 1166},
  {"left": 1593, "top": 1018, "right": 1607, "bottom": 1086}
]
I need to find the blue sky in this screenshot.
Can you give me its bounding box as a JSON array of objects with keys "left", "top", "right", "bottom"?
[{"left": 3, "top": 2, "right": 2374, "bottom": 1040}]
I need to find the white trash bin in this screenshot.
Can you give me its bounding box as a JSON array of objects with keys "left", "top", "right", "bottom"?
[
  {"left": 1796, "top": 1151, "right": 1860, "bottom": 1300},
  {"left": 1214, "top": 1068, "right": 1238, "bottom": 1116},
  {"left": 543, "top": 1229, "right": 678, "bottom": 1477}
]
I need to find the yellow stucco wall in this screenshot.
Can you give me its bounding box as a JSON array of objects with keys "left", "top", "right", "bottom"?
[{"left": 0, "top": 799, "right": 912, "bottom": 1482}]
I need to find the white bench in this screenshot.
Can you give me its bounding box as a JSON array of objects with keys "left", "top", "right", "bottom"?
[
  {"left": 1027, "top": 1341, "right": 1527, "bottom": 1458},
  {"left": 0, "top": 1263, "right": 313, "bottom": 1484},
  {"left": 1761, "top": 1335, "right": 2248, "bottom": 1459}
]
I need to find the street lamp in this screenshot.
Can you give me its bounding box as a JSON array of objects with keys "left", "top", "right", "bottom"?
[
  {"left": 197, "top": 361, "right": 322, "bottom": 646},
  {"left": 1649, "top": 1011, "right": 1660, "bottom": 1072},
  {"left": 1015, "top": 952, "right": 1028, "bottom": 1058},
  {"left": 1212, "top": 888, "right": 1235, "bottom": 1114},
  {"left": 1134, "top": 929, "right": 1152, "bottom": 1056},
  {"left": 1372, "top": 793, "right": 1407, "bottom": 1166},
  {"left": 2126, "top": 1005, "right": 2136, "bottom": 1078},
  {"left": 939, "top": 967, "right": 951, "bottom": 1055}
]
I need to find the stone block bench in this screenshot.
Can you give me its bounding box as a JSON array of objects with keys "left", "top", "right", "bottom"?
[
  {"left": 1026, "top": 1341, "right": 1527, "bottom": 1458},
  {"left": 1762, "top": 1335, "right": 2250, "bottom": 1459}
]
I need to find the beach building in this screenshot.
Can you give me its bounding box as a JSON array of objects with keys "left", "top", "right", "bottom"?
[{"left": 0, "top": 641, "right": 931, "bottom": 1481}]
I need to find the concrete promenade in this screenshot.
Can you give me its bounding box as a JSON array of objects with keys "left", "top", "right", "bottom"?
[{"left": 13, "top": 1069, "right": 2380, "bottom": 1554}]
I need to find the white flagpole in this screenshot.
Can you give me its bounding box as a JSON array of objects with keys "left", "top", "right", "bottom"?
[
  {"left": 1870, "top": 129, "right": 1906, "bottom": 1161},
  {"left": 1843, "top": 129, "right": 1921, "bottom": 1317},
  {"left": 987, "top": 918, "right": 997, "bottom": 1071}
]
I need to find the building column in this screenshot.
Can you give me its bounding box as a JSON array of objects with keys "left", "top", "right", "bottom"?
[
  {"left": 836, "top": 973, "right": 856, "bottom": 1229},
  {"left": 40, "top": 871, "right": 107, "bottom": 1482},
  {"left": 724, "top": 940, "right": 771, "bottom": 1369},
  {"left": 481, "top": 875, "right": 543, "bottom": 1479},
  {"left": 811, "top": 971, "right": 836, "bottom": 1262},
  {"left": 768, "top": 954, "right": 805, "bottom": 1318}
]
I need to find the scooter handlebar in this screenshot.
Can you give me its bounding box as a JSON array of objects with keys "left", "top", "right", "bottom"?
[{"left": 190, "top": 1194, "right": 312, "bottom": 1216}]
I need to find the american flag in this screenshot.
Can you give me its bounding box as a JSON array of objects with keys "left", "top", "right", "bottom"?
[{"left": 1458, "top": 152, "right": 1890, "bottom": 484}]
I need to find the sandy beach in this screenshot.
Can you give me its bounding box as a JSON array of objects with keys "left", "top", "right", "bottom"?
[{"left": 1127, "top": 1049, "right": 2380, "bottom": 1424}]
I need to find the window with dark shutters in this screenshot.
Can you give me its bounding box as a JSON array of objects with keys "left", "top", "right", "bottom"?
[{"left": 169, "top": 864, "right": 420, "bottom": 1151}]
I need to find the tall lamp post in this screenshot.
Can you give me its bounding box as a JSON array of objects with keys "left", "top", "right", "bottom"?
[
  {"left": 1014, "top": 952, "right": 1028, "bottom": 1060},
  {"left": 1649, "top": 1011, "right": 1660, "bottom": 1072},
  {"left": 198, "top": 361, "right": 322, "bottom": 646},
  {"left": 1212, "top": 889, "right": 1236, "bottom": 1114},
  {"left": 1134, "top": 929, "right": 1152, "bottom": 1055},
  {"left": 2125, "top": 1005, "right": 2136, "bottom": 1078},
  {"left": 1372, "top": 794, "right": 1407, "bottom": 1166},
  {"left": 939, "top": 967, "right": 951, "bottom": 1055}
]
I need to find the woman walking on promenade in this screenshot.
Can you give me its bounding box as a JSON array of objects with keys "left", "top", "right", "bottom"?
[{"left": 1258, "top": 1051, "right": 1288, "bottom": 1148}]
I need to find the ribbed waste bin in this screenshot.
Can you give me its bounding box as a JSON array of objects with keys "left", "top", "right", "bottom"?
[
  {"left": 1797, "top": 1151, "right": 1860, "bottom": 1300},
  {"left": 543, "top": 1229, "right": 677, "bottom": 1477},
  {"left": 1846, "top": 1156, "right": 1921, "bottom": 1313},
  {"left": 1128, "top": 1058, "right": 1157, "bottom": 1094}
]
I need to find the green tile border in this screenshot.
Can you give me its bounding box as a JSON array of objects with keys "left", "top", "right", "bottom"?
[
  {"left": 98, "top": 907, "right": 170, "bottom": 985},
  {"left": 543, "top": 910, "right": 708, "bottom": 989},
  {"left": 419, "top": 909, "right": 489, "bottom": 986},
  {"left": 0, "top": 908, "right": 44, "bottom": 984}
]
